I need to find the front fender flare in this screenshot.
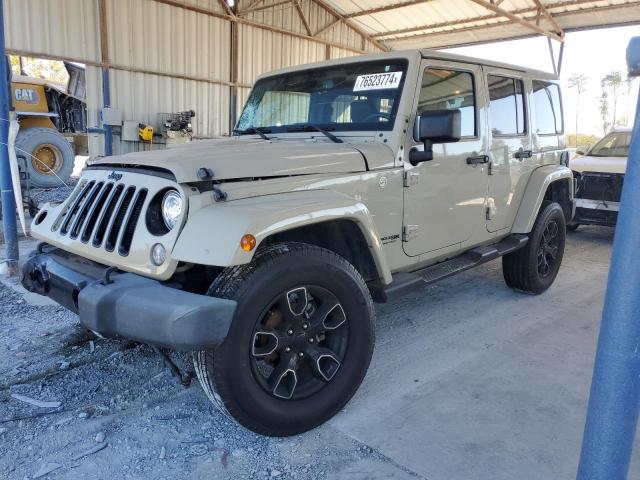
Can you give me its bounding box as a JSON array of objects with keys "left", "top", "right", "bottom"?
[
  {"left": 172, "top": 190, "right": 392, "bottom": 284},
  {"left": 511, "top": 165, "right": 574, "bottom": 233}
]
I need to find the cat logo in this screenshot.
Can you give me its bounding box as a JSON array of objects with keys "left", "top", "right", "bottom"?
[{"left": 14, "top": 88, "right": 40, "bottom": 104}]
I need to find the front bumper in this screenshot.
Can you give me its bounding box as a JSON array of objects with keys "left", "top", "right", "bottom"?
[
  {"left": 572, "top": 171, "right": 622, "bottom": 227},
  {"left": 21, "top": 245, "right": 237, "bottom": 351},
  {"left": 573, "top": 201, "right": 619, "bottom": 227}
]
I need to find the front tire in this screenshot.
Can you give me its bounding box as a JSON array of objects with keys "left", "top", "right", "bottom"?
[
  {"left": 503, "top": 201, "right": 566, "bottom": 294},
  {"left": 193, "top": 242, "right": 375, "bottom": 436}
]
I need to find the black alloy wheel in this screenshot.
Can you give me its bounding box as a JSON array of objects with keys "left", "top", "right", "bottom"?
[
  {"left": 250, "top": 285, "right": 348, "bottom": 400},
  {"left": 537, "top": 219, "right": 560, "bottom": 278}
]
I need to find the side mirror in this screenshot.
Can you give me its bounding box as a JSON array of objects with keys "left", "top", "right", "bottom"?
[{"left": 410, "top": 109, "right": 462, "bottom": 166}]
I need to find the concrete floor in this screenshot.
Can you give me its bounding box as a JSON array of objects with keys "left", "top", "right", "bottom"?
[
  {"left": 2, "top": 225, "right": 638, "bottom": 479},
  {"left": 330, "top": 225, "right": 640, "bottom": 479}
]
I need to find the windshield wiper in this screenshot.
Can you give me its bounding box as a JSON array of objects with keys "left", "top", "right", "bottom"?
[
  {"left": 233, "top": 127, "right": 271, "bottom": 140},
  {"left": 285, "top": 124, "right": 343, "bottom": 143}
]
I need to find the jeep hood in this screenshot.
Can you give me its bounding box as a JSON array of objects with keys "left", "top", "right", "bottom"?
[
  {"left": 88, "top": 138, "right": 371, "bottom": 183},
  {"left": 571, "top": 154, "right": 627, "bottom": 174}
]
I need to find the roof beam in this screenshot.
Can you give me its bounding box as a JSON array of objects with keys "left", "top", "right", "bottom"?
[
  {"left": 293, "top": 0, "right": 313, "bottom": 36},
  {"left": 239, "top": 0, "right": 291, "bottom": 15},
  {"left": 373, "top": 0, "right": 597, "bottom": 39},
  {"left": 151, "top": 0, "right": 369, "bottom": 54},
  {"left": 315, "top": 17, "right": 341, "bottom": 37},
  {"left": 218, "top": 0, "right": 234, "bottom": 16},
  {"left": 466, "top": 0, "right": 563, "bottom": 41},
  {"left": 345, "top": 0, "right": 433, "bottom": 18},
  {"left": 532, "top": 0, "right": 564, "bottom": 36},
  {"left": 309, "top": 0, "right": 390, "bottom": 51},
  {"left": 381, "top": 0, "right": 640, "bottom": 45},
  {"left": 242, "top": 0, "right": 266, "bottom": 11}
]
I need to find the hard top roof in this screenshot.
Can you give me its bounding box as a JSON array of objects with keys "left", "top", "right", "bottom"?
[{"left": 256, "top": 48, "right": 558, "bottom": 82}]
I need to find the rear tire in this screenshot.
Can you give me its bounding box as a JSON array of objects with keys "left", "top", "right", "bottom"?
[
  {"left": 503, "top": 201, "right": 566, "bottom": 294},
  {"left": 193, "top": 242, "right": 375, "bottom": 436},
  {"left": 15, "top": 127, "right": 74, "bottom": 188}
]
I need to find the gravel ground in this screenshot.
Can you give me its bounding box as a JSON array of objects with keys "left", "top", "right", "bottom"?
[
  {"left": 0, "top": 254, "right": 416, "bottom": 480},
  {"left": 29, "top": 182, "right": 78, "bottom": 206}
]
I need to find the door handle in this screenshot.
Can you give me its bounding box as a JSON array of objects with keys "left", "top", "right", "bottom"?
[
  {"left": 466, "top": 155, "right": 489, "bottom": 165},
  {"left": 514, "top": 149, "right": 532, "bottom": 159}
]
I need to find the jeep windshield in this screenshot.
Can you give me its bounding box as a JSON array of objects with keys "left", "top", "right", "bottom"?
[
  {"left": 589, "top": 131, "right": 631, "bottom": 157},
  {"left": 235, "top": 59, "right": 408, "bottom": 135}
]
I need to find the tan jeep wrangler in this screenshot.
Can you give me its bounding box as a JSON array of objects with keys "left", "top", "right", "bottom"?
[{"left": 22, "top": 50, "right": 573, "bottom": 436}]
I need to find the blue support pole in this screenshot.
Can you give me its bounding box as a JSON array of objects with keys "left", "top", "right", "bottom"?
[
  {"left": 577, "top": 37, "right": 640, "bottom": 480},
  {"left": 102, "top": 68, "right": 112, "bottom": 156},
  {"left": 0, "top": 0, "right": 19, "bottom": 274}
]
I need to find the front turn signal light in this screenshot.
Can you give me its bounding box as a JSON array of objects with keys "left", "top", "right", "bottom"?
[{"left": 240, "top": 234, "right": 256, "bottom": 252}]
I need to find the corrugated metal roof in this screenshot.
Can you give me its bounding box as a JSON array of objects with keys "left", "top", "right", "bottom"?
[{"left": 320, "top": 0, "right": 640, "bottom": 49}]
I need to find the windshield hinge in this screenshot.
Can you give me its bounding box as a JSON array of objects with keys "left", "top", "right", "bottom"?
[
  {"left": 402, "top": 225, "right": 419, "bottom": 242},
  {"left": 404, "top": 171, "right": 420, "bottom": 187}
]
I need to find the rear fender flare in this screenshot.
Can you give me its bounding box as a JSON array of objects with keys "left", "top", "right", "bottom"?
[{"left": 511, "top": 165, "right": 574, "bottom": 233}]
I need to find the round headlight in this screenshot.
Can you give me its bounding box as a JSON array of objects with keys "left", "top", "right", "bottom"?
[
  {"left": 161, "top": 190, "right": 183, "bottom": 230},
  {"left": 151, "top": 243, "right": 166, "bottom": 266}
]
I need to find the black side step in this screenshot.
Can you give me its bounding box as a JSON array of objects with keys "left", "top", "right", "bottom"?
[{"left": 383, "top": 234, "right": 528, "bottom": 302}]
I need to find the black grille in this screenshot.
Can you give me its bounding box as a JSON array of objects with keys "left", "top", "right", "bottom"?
[
  {"left": 105, "top": 186, "right": 136, "bottom": 252},
  {"left": 59, "top": 181, "right": 95, "bottom": 235},
  {"left": 118, "top": 189, "right": 148, "bottom": 256},
  {"left": 54, "top": 181, "right": 149, "bottom": 257},
  {"left": 93, "top": 184, "right": 124, "bottom": 248},
  {"left": 575, "top": 172, "right": 624, "bottom": 202},
  {"left": 81, "top": 183, "right": 114, "bottom": 243}
]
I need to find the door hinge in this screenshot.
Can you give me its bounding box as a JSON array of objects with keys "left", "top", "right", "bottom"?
[
  {"left": 403, "top": 225, "right": 419, "bottom": 242},
  {"left": 404, "top": 171, "right": 420, "bottom": 187}
]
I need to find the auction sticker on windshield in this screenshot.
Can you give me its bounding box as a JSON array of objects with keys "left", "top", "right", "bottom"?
[{"left": 353, "top": 72, "right": 403, "bottom": 91}]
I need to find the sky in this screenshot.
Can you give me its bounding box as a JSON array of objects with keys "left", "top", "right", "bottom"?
[{"left": 443, "top": 25, "right": 639, "bottom": 138}]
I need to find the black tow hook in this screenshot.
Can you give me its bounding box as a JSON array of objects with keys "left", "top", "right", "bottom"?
[
  {"left": 28, "top": 263, "right": 50, "bottom": 295},
  {"left": 101, "top": 266, "right": 119, "bottom": 285}
]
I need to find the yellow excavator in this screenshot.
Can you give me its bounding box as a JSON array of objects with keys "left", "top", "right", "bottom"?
[{"left": 11, "top": 61, "right": 86, "bottom": 188}]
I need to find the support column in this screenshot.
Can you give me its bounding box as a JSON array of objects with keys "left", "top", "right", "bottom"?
[
  {"left": 577, "top": 36, "right": 640, "bottom": 480},
  {"left": 229, "top": 16, "right": 239, "bottom": 134},
  {"left": 0, "top": 0, "right": 19, "bottom": 275},
  {"left": 98, "top": 0, "right": 112, "bottom": 156}
]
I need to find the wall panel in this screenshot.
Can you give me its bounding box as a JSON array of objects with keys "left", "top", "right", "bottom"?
[
  {"left": 4, "top": 0, "right": 101, "bottom": 62},
  {"left": 109, "top": 69, "right": 231, "bottom": 153}
]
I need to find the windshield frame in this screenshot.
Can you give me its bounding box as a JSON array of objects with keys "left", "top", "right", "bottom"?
[{"left": 235, "top": 59, "right": 410, "bottom": 135}]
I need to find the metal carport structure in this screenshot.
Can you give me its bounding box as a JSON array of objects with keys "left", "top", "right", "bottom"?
[{"left": 1, "top": 2, "right": 640, "bottom": 478}]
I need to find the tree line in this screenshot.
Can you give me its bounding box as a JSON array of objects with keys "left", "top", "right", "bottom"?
[{"left": 568, "top": 70, "right": 636, "bottom": 146}]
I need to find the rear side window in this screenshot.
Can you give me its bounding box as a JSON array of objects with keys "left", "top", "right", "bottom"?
[
  {"left": 488, "top": 75, "right": 526, "bottom": 135},
  {"left": 532, "top": 80, "right": 563, "bottom": 135},
  {"left": 418, "top": 68, "right": 476, "bottom": 137}
]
